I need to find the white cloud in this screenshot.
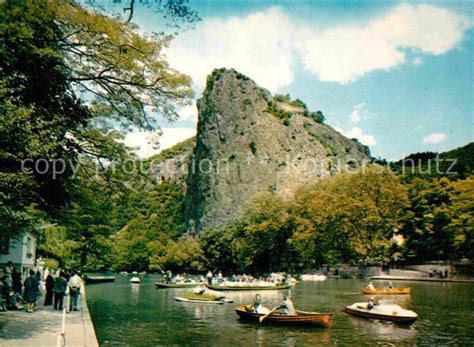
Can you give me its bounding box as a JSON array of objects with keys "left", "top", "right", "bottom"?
[
  {"left": 422, "top": 132, "right": 447, "bottom": 144},
  {"left": 349, "top": 103, "right": 367, "bottom": 123},
  {"left": 166, "top": 7, "right": 295, "bottom": 92},
  {"left": 297, "top": 4, "right": 470, "bottom": 83},
  {"left": 336, "top": 126, "right": 377, "bottom": 146},
  {"left": 124, "top": 127, "right": 196, "bottom": 158},
  {"left": 178, "top": 102, "right": 198, "bottom": 122},
  {"left": 368, "top": 4, "right": 471, "bottom": 55},
  {"left": 296, "top": 26, "right": 406, "bottom": 84},
  {"left": 166, "top": 4, "right": 470, "bottom": 88}
]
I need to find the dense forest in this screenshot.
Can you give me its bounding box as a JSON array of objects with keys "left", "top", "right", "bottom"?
[
  {"left": 36, "top": 141, "right": 474, "bottom": 273},
  {"left": 1, "top": 1, "right": 472, "bottom": 274}
]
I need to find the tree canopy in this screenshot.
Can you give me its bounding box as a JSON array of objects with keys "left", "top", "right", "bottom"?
[{"left": 0, "top": 0, "right": 193, "bottom": 237}]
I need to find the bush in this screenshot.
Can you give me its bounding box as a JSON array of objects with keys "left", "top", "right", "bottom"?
[
  {"left": 249, "top": 141, "right": 257, "bottom": 155},
  {"left": 310, "top": 111, "right": 325, "bottom": 124}
]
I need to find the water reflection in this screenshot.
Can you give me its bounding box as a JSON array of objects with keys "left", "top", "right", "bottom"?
[
  {"left": 130, "top": 283, "right": 140, "bottom": 305},
  {"left": 345, "top": 315, "right": 417, "bottom": 343},
  {"left": 86, "top": 276, "right": 474, "bottom": 346}
]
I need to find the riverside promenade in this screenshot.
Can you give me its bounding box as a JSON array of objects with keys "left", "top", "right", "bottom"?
[{"left": 0, "top": 284, "right": 98, "bottom": 347}]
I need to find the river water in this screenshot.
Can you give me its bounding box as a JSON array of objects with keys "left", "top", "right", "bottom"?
[{"left": 86, "top": 275, "right": 473, "bottom": 346}]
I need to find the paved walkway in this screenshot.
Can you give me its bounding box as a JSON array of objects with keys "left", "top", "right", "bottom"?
[{"left": 0, "top": 285, "right": 98, "bottom": 347}]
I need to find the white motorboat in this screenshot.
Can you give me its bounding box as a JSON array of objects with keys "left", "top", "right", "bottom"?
[{"left": 343, "top": 302, "right": 417, "bottom": 324}]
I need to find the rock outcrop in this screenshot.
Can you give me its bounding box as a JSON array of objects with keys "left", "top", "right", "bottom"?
[{"left": 184, "top": 68, "right": 371, "bottom": 234}]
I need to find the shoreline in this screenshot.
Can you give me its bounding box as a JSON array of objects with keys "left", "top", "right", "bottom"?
[{"left": 370, "top": 276, "right": 474, "bottom": 283}]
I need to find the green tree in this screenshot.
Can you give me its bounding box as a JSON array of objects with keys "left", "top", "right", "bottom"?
[
  {"left": 401, "top": 176, "right": 474, "bottom": 261},
  {"left": 290, "top": 168, "right": 408, "bottom": 266},
  {"left": 0, "top": 0, "right": 193, "bottom": 237}
]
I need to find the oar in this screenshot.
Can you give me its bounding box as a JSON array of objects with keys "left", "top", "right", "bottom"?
[{"left": 259, "top": 306, "right": 280, "bottom": 323}]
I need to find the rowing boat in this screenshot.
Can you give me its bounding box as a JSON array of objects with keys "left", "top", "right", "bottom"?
[
  {"left": 342, "top": 302, "right": 417, "bottom": 324},
  {"left": 362, "top": 287, "right": 411, "bottom": 295},
  {"left": 84, "top": 276, "right": 115, "bottom": 284},
  {"left": 175, "top": 296, "right": 225, "bottom": 304},
  {"left": 207, "top": 284, "right": 291, "bottom": 291},
  {"left": 235, "top": 305, "right": 332, "bottom": 327},
  {"left": 155, "top": 282, "right": 202, "bottom": 288}
]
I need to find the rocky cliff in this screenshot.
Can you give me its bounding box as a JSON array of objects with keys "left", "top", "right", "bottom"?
[{"left": 183, "top": 68, "right": 372, "bottom": 234}]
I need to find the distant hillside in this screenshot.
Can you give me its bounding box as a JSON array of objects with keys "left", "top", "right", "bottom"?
[
  {"left": 142, "top": 137, "right": 195, "bottom": 183},
  {"left": 390, "top": 142, "right": 474, "bottom": 179}
]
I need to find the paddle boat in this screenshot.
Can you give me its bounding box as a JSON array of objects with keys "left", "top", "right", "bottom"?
[
  {"left": 207, "top": 283, "right": 291, "bottom": 291},
  {"left": 129, "top": 277, "right": 141, "bottom": 283},
  {"left": 362, "top": 287, "right": 411, "bottom": 295},
  {"left": 342, "top": 301, "right": 417, "bottom": 324},
  {"left": 235, "top": 305, "right": 333, "bottom": 327},
  {"left": 175, "top": 286, "right": 233, "bottom": 303}
]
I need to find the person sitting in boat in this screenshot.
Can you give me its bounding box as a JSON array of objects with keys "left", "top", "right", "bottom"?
[
  {"left": 366, "top": 282, "right": 375, "bottom": 290},
  {"left": 217, "top": 271, "right": 224, "bottom": 284},
  {"left": 367, "top": 299, "right": 376, "bottom": 310},
  {"left": 278, "top": 295, "right": 297, "bottom": 316},
  {"left": 253, "top": 294, "right": 270, "bottom": 314},
  {"left": 206, "top": 271, "right": 213, "bottom": 285},
  {"left": 387, "top": 281, "right": 394, "bottom": 289}
]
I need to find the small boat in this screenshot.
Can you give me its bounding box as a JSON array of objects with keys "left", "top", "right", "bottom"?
[
  {"left": 155, "top": 282, "right": 202, "bottom": 288},
  {"left": 301, "top": 274, "right": 327, "bottom": 282},
  {"left": 84, "top": 276, "right": 116, "bottom": 284},
  {"left": 207, "top": 284, "right": 291, "bottom": 291},
  {"left": 342, "top": 302, "right": 417, "bottom": 324},
  {"left": 175, "top": 296, "right": 225, "bottom": 304},
  {"left": 235, "top": 305, "right": 332, "bottom": 328},
  {"left": 362, "top": 287, "right": 411, "bottom": 295},
  {"left": 180, "top": 291, "right": 234, "bottom": 303},
  {"left": 130, "top": 277, "right": 141, "bottom": 283}
]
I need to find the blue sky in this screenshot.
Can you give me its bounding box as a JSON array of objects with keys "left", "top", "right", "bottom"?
[{"left": 120, "top": 1, "right": 473, "bottom": 160}]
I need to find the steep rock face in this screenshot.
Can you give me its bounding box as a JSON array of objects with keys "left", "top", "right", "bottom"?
[{"left": 184, "top": 68, "right": 371, "bottom": 234}]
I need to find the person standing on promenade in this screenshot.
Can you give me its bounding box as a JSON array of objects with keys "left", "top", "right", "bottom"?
[
  {"left": 11, "top": 268, "right": 22, "bottom": 296},
  {"left": 68, "top": 271, "right": 82, "bottom": 311},
  {"left": 44, "top": 273, "right": 54, "bottom": 306},
  {"left": 3, "top": 261, "right": 14, "bottom": 277},
  {"left": 53, "top": 272, "right": 68, "bottom": 311},
  {"left": 23, "top": 270, "right": 39, "bottom": 313}
]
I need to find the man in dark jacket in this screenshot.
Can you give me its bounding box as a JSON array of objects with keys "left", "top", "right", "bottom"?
[
  {"left": 24, "top": 270, "right": 39, "bottom": 313},
  {"left": 53, "top": 272, "right": 68, "bottom": 311},
  {"left": 12, "top": 268, "right": 22, "bottom": 295},
  {"left": 44, "top": 273, "right": 54, "bottom": 306}
]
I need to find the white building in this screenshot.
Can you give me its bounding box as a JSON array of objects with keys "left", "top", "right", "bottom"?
[{"left": 0, "top": 230, "right": 38, "bottom": 277}]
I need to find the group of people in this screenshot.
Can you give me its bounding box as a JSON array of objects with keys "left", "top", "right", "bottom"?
[
  {"left": 366, "top": 281, "right": 394, "bottom": 291},
  {"left": 206, "top": 271, "right": 291, "bottom": 286},
  {"left": 1, "top": 261, "right": 83, "bottom": 313}
]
